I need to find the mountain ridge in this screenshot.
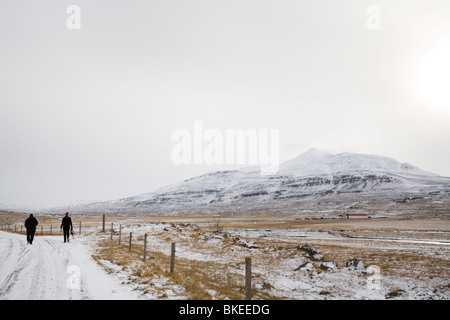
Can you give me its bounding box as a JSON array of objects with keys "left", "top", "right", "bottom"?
[
  {"left": 278, "top": 148, "right": 436, "bottom": 177},
  {"left": 49, "top": 149, "right": 450, "bottom": 217}
]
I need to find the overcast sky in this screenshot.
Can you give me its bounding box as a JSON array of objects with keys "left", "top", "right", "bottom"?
[{"left": 1, "top": 0, "right": 449, "bottom": 209}]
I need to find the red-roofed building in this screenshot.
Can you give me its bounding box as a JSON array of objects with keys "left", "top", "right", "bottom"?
[{"left": 341, "top": 213, "right": 368, "bottom": 219}]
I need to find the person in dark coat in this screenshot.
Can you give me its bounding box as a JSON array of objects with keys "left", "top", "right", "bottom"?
[
  {"left": 60, "top": 212, "right": 73, "bottom": 243},
  {"left": 24, "top": 214, "right": 38, "bottom": 244}
]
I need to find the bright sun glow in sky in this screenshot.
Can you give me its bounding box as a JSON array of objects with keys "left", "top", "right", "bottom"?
[
  {"left": 417, "top": 38, "right": 450, "bottom": 110},
  {"left": 1, "top": 1, "right": 450, "bottom": 208}
]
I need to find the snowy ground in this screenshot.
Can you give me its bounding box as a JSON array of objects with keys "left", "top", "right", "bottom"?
[
  {"left": 105, "top": 220, "right": 450, "bottom": 300},
  {"left": 1, "top": 217, "right": 449, "bottom": 300},
  {"left": 0, "top": 231, "right": 146, "bottom": 300}
]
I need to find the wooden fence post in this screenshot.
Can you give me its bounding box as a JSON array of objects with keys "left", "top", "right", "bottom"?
[
  {"left": 143, "top": 234, "right": 147, "bottom": 261},
  {"left": 102, "top": 214, "right": 105, "bottom": 232},
  {"left": 50, "top": 225, "right": 52, "bottom": 234},
  {"left": 170, "top": 243, "right": 176, "bottom": 273},
  {"left": 129, "top": 232, "right": 132, "bottom": 251},
  {"left": 245, "top": 257, "right": 252, "bottom": 300}
]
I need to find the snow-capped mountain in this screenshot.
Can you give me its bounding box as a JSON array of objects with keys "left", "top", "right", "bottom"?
[
  {"left": 60, "top": 149, "right": 450, "bottom": 217},
  {"left": 278, "top": 148, "right": 435, "bottom": 177}
]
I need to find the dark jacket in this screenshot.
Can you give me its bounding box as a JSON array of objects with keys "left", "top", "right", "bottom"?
[
  {"left": 25, "top": 216, "right": 38, "bottom": 231},
  {"left": 61, "top": 216, "right": 73, "bottom": 230}
]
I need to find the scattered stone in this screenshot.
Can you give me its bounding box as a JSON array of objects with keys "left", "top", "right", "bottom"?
[
  {"left": 233, "top": 237, "right": 257, "bottom": 248},
  {"left": 310, "top": 253, "right": 324, "bottom": 261},
  {"left": 319, "top": 290, "right": 331, "bottom": 295},
  {"left": 299, "top": 244, "right": 318, "bottom": 255},
  {"left": 346, "top": 258, "right": 365, "bottom": 271},
  {"left": 299, "top": 244, "right": 324, "bottom": 261},
  {"left": 320, "top": 260, "right": 338, "bottom": 271},
  {"left": 295, "top": 262, "right": 314, "bottom": 271},
  {"left": 386, "top": 288, "right": 407, "bottom": 299}
]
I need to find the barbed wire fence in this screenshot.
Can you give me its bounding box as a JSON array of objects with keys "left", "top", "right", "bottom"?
[{"left": 0, "top": 216, "right": 255, "bottom": 300}]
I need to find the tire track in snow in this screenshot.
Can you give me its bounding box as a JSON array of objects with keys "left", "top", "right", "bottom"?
[
  {"left": 0, "top": 231, "right": 145, "bottom": 300},
  {"left": 0, "top": 236, "right": 13, "bottom": 264},
  {"left": 0, "top": 232, "right": 32, "bottom": 298}
]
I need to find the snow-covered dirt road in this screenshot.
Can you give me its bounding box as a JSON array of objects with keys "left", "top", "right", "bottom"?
[{"left": 0, "top": 231, "right": 144, "bottom": 300}]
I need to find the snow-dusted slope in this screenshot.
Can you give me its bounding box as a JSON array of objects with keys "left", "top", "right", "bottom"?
[
  {"left": 279, "top": 148, "right": 435, "bottom": 176},
  {"left": 59, "top": 149, "right": 450, "bottom": 216},
  {"left": 0, "top": 231, "right": 146, "bottom": 299}
]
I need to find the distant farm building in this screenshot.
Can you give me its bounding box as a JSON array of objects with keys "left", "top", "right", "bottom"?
[{"left": 341, "top": 213, "right": 369, "bottom": 219}]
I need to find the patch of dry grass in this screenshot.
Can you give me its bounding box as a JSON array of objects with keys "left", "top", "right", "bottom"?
[
  {"left": 302, "top": 240, "right": 450, "bottom": 281},
  {"left": 5, "top": 213, "right": 447, "bottom": 299},
  {"left": 91, "top": 229, "right": 283, "bottom": 300},
  {"left": 89, "top": 219, "right": 450, "bottom": 300}
]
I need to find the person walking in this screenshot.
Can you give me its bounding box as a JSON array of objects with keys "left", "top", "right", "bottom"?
[
  {"left": 24, "top": 214, "right": 38, "bottom": 244},
  {"left": 60, "top": 212, "right": 73, "bottom": 243}
]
